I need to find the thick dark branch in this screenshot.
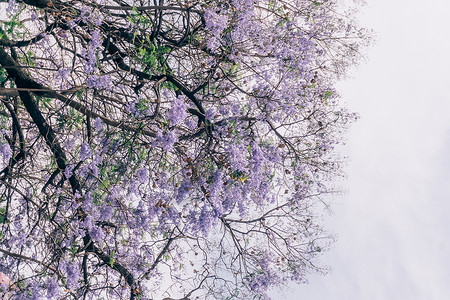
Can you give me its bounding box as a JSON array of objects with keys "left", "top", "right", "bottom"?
[
  {"left": 0, "top": 47, "right": 82, "bottom": 193},
  {"left": 91, "top": 245, "right": 141, "bottom": 299},
  {"left": 15, "top": 0, "right": 53, "bottom": 8},
  {"left": 166, "top": 74, "right": 205, "bottom": 114}
]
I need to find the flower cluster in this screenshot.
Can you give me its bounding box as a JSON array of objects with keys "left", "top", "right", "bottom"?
[
  {"left": 0, "top": 143, "right": 11, "bottom": 162},
  {"left": 168, "top": 96, "right": 188, "bottom": 126}
]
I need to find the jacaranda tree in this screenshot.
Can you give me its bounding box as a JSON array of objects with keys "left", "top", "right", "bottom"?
[{"left": 0, "top": 0, "right": 370, "bottom": 298}]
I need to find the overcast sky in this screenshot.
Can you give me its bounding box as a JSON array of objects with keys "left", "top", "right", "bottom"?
[{"left": 274, "top": 0, "right": 450, "bottom": 299}]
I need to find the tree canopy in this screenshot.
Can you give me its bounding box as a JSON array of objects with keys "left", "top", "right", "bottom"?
[{"left": 0, "top": 0, "right": 370, "bottom": 299}]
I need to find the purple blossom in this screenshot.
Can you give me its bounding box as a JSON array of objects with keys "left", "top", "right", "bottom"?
[
  {"left": 89, "top": 161, "right": 99, "bottom": 177},
  {"left": 80, "top": 142, "right": 92, "bottom": 160},
  {"left": 198, "top": 205, "right": 213, "bottom": 236},
  {"left": 136, "top": 168, "right": 149, "bottom": 183},
  {"left": 128, "top": 179, "right": 140, "bottom": 196},
  {"left": 63, "top": 138, "right": 75, "bottom": 151},
  {"left": 79, "top": 5, "right": 92, "bottom": 23},
  {"left": 89, "top": 225, "right": 104, "bottom": 242},
  {"left": 168, "top": 96, "right": 188, "bottom": 126},
  {"left": 93, "top": 14, "right": 103, "bottom": 26},
  {"left": 87, "top": 75, "right": 113, "bottom": 90},
  {"left": 29, "top": 281, "right": 44, "bottom": 300},
  {"left": 6, "top": 0, "right": 18, "bottom": 14},
  {"left": 0, "top": 0, "right": 369, "bottom": 298},
  {"left": 126, "top": 96, "right": 150, "bottom": 117},
  {"left": 56, "top": 68, "right": 70, "bottom": 81},
  {"left": 205, "top": 108, "right": 216, "bottom": 120},
  {"left": 204, "top": 9, "right": 229, "bottom": 37},
  {"left": 80, "top": 46, "right": 97, "bottom": 74},
  {"left": 247, "top": 270, "right": 274, "bottom": 294},
  {"left": 250, "top": 141, "right": 265, "bottom": 170},
  {"left": 82, "top": 193, "right": 94, "bottom": 212},
  {"left": 64, "top": 164, "right": 74, "bottom": 179},
  {"left": 93, "top": 117, "right": 103, "bottom": 131},
  {"left": 219, "top": 106, "right": 230, "bottom": 116},
  {"left": 184, "top": 118, "right": 197, "bottom": 130},
  {"left": 227, "top": 143, "right": 248, "bottom": 172},
  {"left": 55, "top": 68, "right": 70, "bottom": 88},
  {"left": 78, "top": 165, "right": 89, "bottom": 178},
  {"left": 209, "top": 169, "right": 224, "bottom": 203},
  {"left": 176, "top": 180, "right": 191, "bottom": 203},
  {"left": 89, "top": 30, "right": 102, "bottom": 50},
  {"left": 155, "top": 131, "right": 177, "bottom": 151},
  {"left": 46, "top": 277, "right": 59, "bottom": 298},
  {"left": 100, "top": 204, "right": 113, "bottom": 221},
  {"left": 63, "top": 262, "right": 80, "bottom": 289},
  {"left": 0, "top": 143, "right": 12, "bottom": 161},
  {"left": 127, "top": 100, "right": 138, "bottom": 116},
  {"left": 83, "top": 61, "right": 96, "bottom": 74}
]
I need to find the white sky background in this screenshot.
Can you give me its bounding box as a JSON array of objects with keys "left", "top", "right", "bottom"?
[{"left": 274, "top": 0, "right": 450, "bottom": 299}]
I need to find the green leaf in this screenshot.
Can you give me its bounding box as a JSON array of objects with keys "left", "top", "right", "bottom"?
[
  {"left": 109, "top": 251, "right": 116, "bottom": 267},
  {"left": 0, "top": 207, "right": 7, "bottom": 224}
]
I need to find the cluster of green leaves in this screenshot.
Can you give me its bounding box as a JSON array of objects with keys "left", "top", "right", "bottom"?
[{"left": 135, "top": 39, "right": 171, "bottom": 75}]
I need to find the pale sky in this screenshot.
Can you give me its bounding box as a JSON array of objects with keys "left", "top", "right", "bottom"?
[{"left": 276, "top": 0, "right": 450, "bottom": 299}]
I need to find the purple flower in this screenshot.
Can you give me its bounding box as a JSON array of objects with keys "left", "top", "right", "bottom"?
[
  {"left": 204, "top": 9, "right": 229, "bottom": 37},
  {"left": 6, "top": 0, "right": 18, "bottom": 14},
  {"left": 248, "top": 271, "right": 273, "bottom": 293},
  {"left": 56, "top": 68, "right": 70, "bottom": 81},
  {"left": 136, "top": 168, "right": 149, "bottom": 183},
  {"left": 184, "top": 118, "right": 197, "bottom": 130},
  {"left": 80, "top": 142, "right": 92, "bottom": 160},
  {"left": 89, "top": 30, "right": 102, "bottom": 50},
  {"left": 94, "top": 117, "right": 103, "bottom": 131},
  {"left": 89, "top": 225, "right": 104, "bottom": 242},
  {"left": 83, "top": 50, "right": 97, "bottom": 74},
  {"left": 65, "top": 262, "right": 80, "bottom": 288},
  {"left": 168, "top": 96, "right": 188, "bottom": 126},
  {"left": 0, "top": 144, "right": 12, "bottom": 161},
  {"left": 29, "top": 281, "right": 44, "bottom": 300},
  {"left": 79, "top": 5, "right": 92, "bottom": 23},
  {"left": 59, "top": 261, "right": 80, "bottom": 289},
  {"left": 155, "top": 131, "right": 177, "bottom": 151},
  {"left": 46, "top": 277, "right": 59, "bottom": 298},
  {"left": 176, "top": 180, "right": 191, "bottom": 203},
  {"left": 250, "top": 141, "right": 265, "bottom": 169},
  {"left": 198, "top": 205, "right": 213, "bottom": 236},
  {"left": 87, "top": 75, "right": 112, "bottom": 90},
  {"left": 100, "top": 204, "right": 113, "bottom": 221},
  {"left": 205, "top": 108, "right": 216, "bottom": 120},
  {"left": 64, "top": 164, "right": 74, "bottom": 179},
  {"left": 227, "top": 143, "right": 248, "bottom": 172}
]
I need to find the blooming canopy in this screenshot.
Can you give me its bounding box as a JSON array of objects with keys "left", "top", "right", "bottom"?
[{"left": 0, "top": 0, "right": 370, "bottom": 299}]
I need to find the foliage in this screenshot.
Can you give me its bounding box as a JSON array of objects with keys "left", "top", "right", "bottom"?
[{"left": 0, "top": 0, "right": 370, "bottom": 299}]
